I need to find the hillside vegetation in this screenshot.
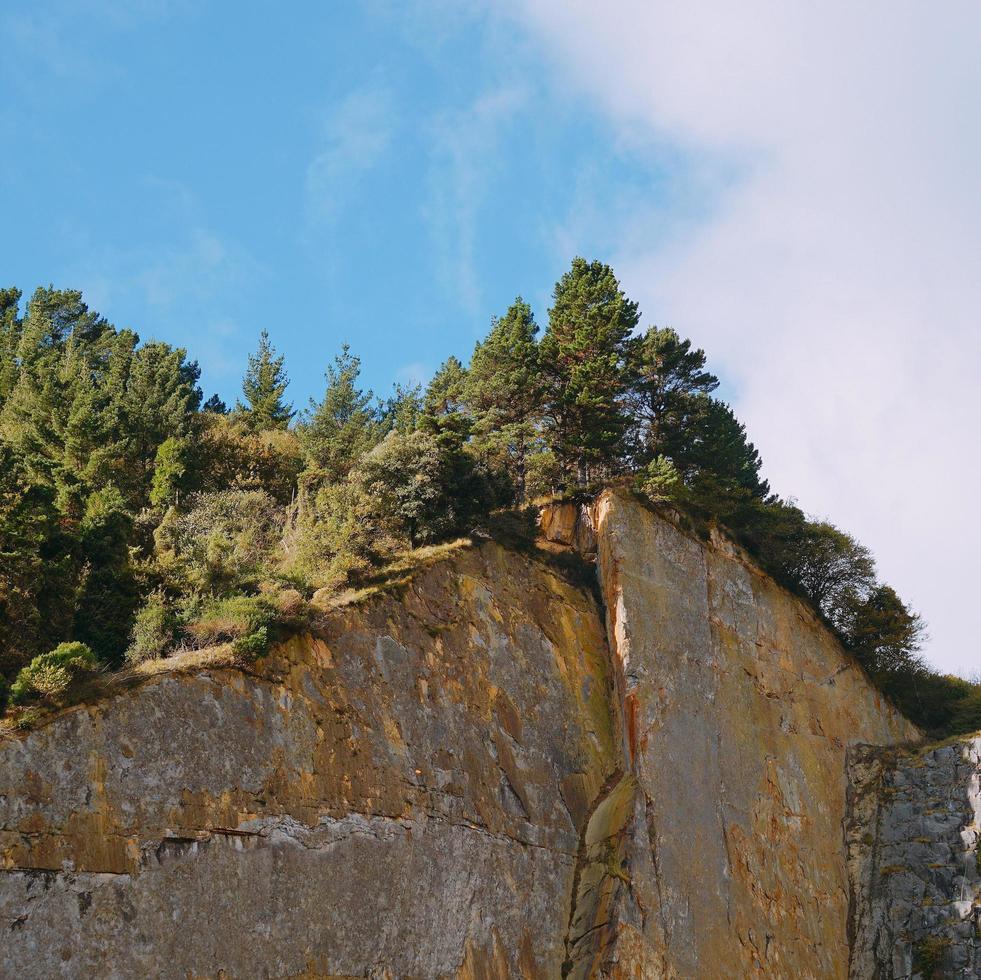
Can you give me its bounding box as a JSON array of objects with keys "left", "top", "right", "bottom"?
[{"left": 0, "top": 262, "right": 976, "bottom": 735}]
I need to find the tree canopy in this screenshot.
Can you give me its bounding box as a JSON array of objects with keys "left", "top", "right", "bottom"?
[{"left": 0, "top": 260, "right": 973, "bottom": 737}]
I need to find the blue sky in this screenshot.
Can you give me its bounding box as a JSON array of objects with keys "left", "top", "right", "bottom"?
[
  {"left": 2, "top": 1, "right": 979, "bottom": 675},
  {"left": 0, "top": 0, "right": 725, "bottom": 407}
]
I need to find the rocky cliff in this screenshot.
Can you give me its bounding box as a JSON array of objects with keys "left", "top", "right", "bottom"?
[
  {"left": 0, "top": 491, "right": 923, "bottom": 978},
  {"left": 848, "top": 735, "right": 981, "bottom": 978}
]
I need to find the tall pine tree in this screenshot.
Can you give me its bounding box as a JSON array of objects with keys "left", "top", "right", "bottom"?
[
  {"left": 302, "top": 345, "right": 380, "bottom": 481},
  {"left": 539, "top": 258, "right": 639, "bottom": 485},
  {"left": 465, "top": 298, "right": 541, "bottom": 497},
  {"left": 627, "top": 326, "right": 719, "bottom": 464}
]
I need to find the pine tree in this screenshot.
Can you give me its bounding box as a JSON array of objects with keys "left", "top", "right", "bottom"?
[
  {"left": 627, "top": 326, "right": 718, "bottom": 464},
  {"left": 0, "top": 288, "right": 22, "bottom": 409},
  {"left": 539, "top": 258, "right": 639, "bottom": 485},
  {"left": 239, "top": 330, "right": 293, "bottom": 431},
  {"left": 465, "top": 298, "right": 541, "bottom": 498},
  {"left": 666, "top": 398, "right": 769, "bottom": 500},
  {"left": 302, "top": 345, "right": 380, "bottom": 481}
]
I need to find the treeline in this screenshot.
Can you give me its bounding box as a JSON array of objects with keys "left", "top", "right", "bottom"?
[{"left": 0, "top": 262, "right": 977, "bottom": 735}]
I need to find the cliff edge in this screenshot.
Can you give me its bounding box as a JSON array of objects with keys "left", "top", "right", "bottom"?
[{"left": 0, "top": 491, "right": 920, "bottom": 978}]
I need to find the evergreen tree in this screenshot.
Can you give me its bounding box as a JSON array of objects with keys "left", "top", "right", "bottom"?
[
  {"left": 0, "top": 442, "right": 75, "bottom": 676},
  {"left": 423, "top": 356, "right": 468, "bottom": 419},
  {"left": 466, "top": 298, "right": 541, "bottom": 498},
  {"left": 539, "top": 258, "right": 639, "bottom": 485},
  {"left": 118, "top": 340, "right": 201, "bottom": 505},
  {"left": 0, "top": 288, "right": 22, "bottom": 408},
  {"left": 666, "top": 398, "right": 770, "bottom": 502},
  {"left": 627, "top": 326, "right": 718, "bottom": 464},
  {"left": 382, "top": 383, "right": 423, "bottom": 435},
  {"left": 202, "top": 393, "right": 228, "bottom": 414},
  {"left": 302, "top": 345, "right": 380, "bottom": 481},
  {"left": 239, "top": 330, "right": 293, "bottom": 431}
]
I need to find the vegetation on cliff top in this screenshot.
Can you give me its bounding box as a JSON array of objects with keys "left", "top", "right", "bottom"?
[{"left": 0, "top": 266, "right": 976, "bottom": 735}]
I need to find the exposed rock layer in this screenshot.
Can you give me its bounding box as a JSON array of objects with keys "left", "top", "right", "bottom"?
[
  {"left": 0, "top": 491, "right": 919, "bottom": 977},
  {"left": 848, "top": 735, "right": 981, "bottom": 979}
]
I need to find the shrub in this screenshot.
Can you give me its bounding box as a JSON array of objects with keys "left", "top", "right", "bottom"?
[
  {"left": 183, "top": 594, "right": 276, "bottom": 650},
  {"left": 281, "top": 477, "right": 388, "bottom": 590},
  {"left": 154, "top": 489, "right": 282, "bottom": 596},
  {"left": 125, "top": 593, "right": 175, "bottom": 665},
  {"left": 9, "top": 642, "right": 99, "bottom": 705},
  {"left": 634, "top": 455, "right": 682, "bottom": 504}
]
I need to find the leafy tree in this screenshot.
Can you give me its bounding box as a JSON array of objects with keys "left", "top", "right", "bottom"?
[
  {"left": 843, "top": 584, "right": 926, "bottom": 683},
  {"left": 154, "top": 489, "right": 281, "bottom": 596},
  {"left": 282, "top": 478, "right": 387, "bottom": 589},
  {"left": 238, "top": 330, "right": 293, "bottom": 431},
  {"left": 301, "top": 345, "right": 380, "bottom": 481},
  {"left": 358, "top": 429, "right": 495, "bottom": 546},
  {"left": 466, "top": 298, "right": 542, "bottom": 498},
  {"left": 539, "top": 258, "right": 639, "bottom": 485},
  {"left": 191, "top": 415, "right": 302, "bottom": 505},
  {"left": 150, "top": 437, "right": 192, "bottom": 509}
]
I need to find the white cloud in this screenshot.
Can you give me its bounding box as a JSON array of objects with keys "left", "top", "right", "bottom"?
[
  {"left": 507, "top": 1, "right": 981, "bottom": 674},
  {"left": 306, "top": 87, "right": 395, "bottom": 221}
]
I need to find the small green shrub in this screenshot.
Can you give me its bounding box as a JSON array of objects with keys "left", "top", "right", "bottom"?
[
  {"left": 9, "top": 642, "right": 99, "bottom": 705},
  {"left": 232, "top": 625, "right": 270, "bottom": 660},
  {"left": 183, "top": 595, "right": 276, "bottom": 648},
  {"left": 125, "top": 593, "right": 175, "bottom": 664},
  {"left": 912, "top": 935, "right": 950, "bottom": 978}
]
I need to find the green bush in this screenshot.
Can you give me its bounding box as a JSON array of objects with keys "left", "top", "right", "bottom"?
[
  {"left": 153, "top": 490, "right": 281, "bottom": 596},
  {"left": 232, "top": 626, "right": 270, "bottom": 660},
  {"left": 125, "top": 593, "right": 175, "bottom": 665},
  {"left": 9, "top": 642, "right": 99, "bottom": 705},
  {"left": 183, "top": 594, "right": 276, "bottom": 650}
]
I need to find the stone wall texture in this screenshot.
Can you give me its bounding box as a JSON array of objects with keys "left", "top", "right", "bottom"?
[
  {"left": 0, "top": 490, "right": 924, "bottom": 978},
  {"left": 848, "top": 736, "right": 981, "bottom": 979}
]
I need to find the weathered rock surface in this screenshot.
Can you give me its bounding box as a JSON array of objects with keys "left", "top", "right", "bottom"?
[
  {"left": 0, "top": 490, "right": 921, "bottom": 978},
  {"left": 562, "top": 493, "right": 919, "bottom": 978},
  {"left": 848, "top": 735, "right": 981, "bottom": 979}
]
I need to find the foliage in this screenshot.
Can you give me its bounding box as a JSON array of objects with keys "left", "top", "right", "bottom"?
[
  {"left": 154, "top": 490, "right": 281, "bottom": 596},
  {"left": 125, "top": 593, "right": 175, "bottom": 665},
  {"left": 358, "top": 429, "right": 496, "bottom": 546},
  {"left": 627, "top": 326, "right": 719, "bottom": 465},
  {"left": 238, "top": 329, "right": 293, "bottom": 431},
  {"left": 182, "top": 594, "right": 280, "bottom": 660},
  {"left": 465, "top": 298, "right": 541, "bottom": 498},
  {"left": 634, "top": 456, "right": 683, "bottom": 503},
  {"left": 301, "top": 344, "right": 381, "bottom": 481},
  {"left": 282, "top": 477, "right": 388, "bottom": 589},
  {"left": 0, "top": 269, "right": 970, "bottom": 736},
  {"left": 539, "top": 258, "right": 639, "bottom": 485},
  {"left": 9, "top": 642, "right": 99, "bottom": 705}
]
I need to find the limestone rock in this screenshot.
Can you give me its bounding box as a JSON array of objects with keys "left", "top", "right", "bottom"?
[{"left": 0, "top": 491, "right": 921, "bottom": 978}]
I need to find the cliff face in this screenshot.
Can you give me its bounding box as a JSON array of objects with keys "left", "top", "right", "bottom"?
[
  {"left": 847, "top": 736, "right": 981, "bottom": 979},
  {"left": 0, "top": 491, "right": 919, "bottom": 978}
]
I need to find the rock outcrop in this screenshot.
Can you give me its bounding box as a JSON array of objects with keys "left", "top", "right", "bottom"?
[
  {"left": 848, "top": 736, "right": 981, "bottom": 978},
  {"left": 0, "top": 491, "right": 921, "bottom": 978}
]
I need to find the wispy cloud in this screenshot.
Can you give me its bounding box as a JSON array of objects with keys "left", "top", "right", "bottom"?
[
  {"left": 305, "top": 87, "right": 396, "bottom": 222},
  {"left": 506, "top": 1, "right": 981, "bottom": 675},
  {"left": 424, "top": 85, "right": 528, "bottom": 316}
]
